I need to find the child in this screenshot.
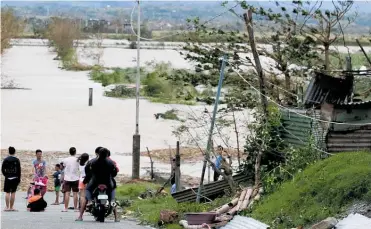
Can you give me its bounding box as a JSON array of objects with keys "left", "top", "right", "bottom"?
[
  {"left": 213, "top": 146, "right": 224, "bottom": 181},
  {"left": 51, "top": 164, "right": 61, "bottom": 205},
  {"left": 27, "top": 188, "right": 47, "bottom": 212}
]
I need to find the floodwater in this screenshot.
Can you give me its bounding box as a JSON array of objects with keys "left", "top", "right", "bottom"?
[{"left": 1, "top": 45, "right": 251, "bottom": 178}]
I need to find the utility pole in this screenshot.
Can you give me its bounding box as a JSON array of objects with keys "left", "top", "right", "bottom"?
[
  {"left": 244, "top": 9, "right": 269, "bottom": 187},
  {"left": 244, "top": 9, "right": 268, "bottom": 119},
  {"left": 132, "top": 0, "right": 141, "bottom": 179},
  {"left": 196, "top": 55, "right": 227, "bottom": 203},
  {"left": 175, "top": 141, "right": 181, "bottom": 192},
  {"left": 346, "top": 56, "right": 353, "bottom": 103}
]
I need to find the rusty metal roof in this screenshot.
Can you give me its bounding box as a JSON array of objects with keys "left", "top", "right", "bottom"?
[
  {"left": 220, "top": 216, "right": 270, "bottom": 229},
  {"left": 171, "top": 172, "right": 251, "bottom": 203},
  {"left": 303, "top": 72, "right": 353, "bottom": 108}
]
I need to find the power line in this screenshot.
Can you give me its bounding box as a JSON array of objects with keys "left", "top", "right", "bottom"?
[{"left": 227, "top": 60, "right": 371, "bottom": 127}]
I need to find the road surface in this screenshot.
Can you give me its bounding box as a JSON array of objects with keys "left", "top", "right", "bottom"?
[{"left": 1, "top": 192, "right": 149, "bottom": 229}]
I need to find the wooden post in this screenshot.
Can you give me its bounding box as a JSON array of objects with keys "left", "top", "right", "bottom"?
[
  {"left": 244, "top": 9, "right": 269, "bottom": 187},
  {"left": 296, "top": 85, "right": 304, "bottom": 108},
  {"left": 346, "top": 56, "right": 353, "bottom": 103},
  {"left": 175, "top": 141, "right": 181, "bottom": 192},
  {"left": 168, "top": 146, "right": 173, "bottom": 168},
  {"left": 89, "top": 88, "right": 93, "bottom": 106},
  {"left": 243, "top": 10, "right": 269, "bottom": 119},
  {"left": 146, "top": 147, "right": 154, "bottom": 180}
]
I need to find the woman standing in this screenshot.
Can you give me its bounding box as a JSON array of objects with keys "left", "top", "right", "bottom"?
[{"left": 77, "top": 153, "right": 89, "bottom": 209}]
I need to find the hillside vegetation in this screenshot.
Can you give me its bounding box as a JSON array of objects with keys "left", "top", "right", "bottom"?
[{"left": 250, "top": 152, "right": 371, "bottom": 228}]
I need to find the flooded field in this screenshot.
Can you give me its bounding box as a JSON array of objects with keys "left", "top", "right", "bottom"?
[{"left": 1, "top": 45, "right": 250, "bottom": 178}]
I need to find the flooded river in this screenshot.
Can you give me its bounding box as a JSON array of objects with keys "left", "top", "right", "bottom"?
[{"left": 1, "top": 45, "right": 250, "bottom": 178}]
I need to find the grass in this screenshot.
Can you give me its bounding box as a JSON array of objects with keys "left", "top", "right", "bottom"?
[
  {"left": 354, "top": 78, "right": 371, "bottom": 101},
  {"left": 116, "top": 182, "right": 231, "bottom": 229},
  {"left": 330, "top": 52, "right": 371, "bottom": 70},
  {"left": 89, "top": 67, "right": 142, "bottom": 86},
  {"left": 249, "top": 151, "right": 371, "bottom": 229},
  {"left": 105, "top": 85, "right": 136, "bottom": 98},
  {"left": 147, "top": 97, "right": 196, "bottom": 105}
]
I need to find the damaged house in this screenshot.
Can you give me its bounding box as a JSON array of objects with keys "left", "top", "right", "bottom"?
[{"left": 281, "top": 71, "right": 371, "bottom": 153}]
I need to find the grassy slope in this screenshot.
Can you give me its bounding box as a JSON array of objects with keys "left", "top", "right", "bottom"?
[
  {"left": 250, "top": 152, "right": 371, "bottom": 228},
  {"left": 116, "top": 182, "right": 230, "bottom": 229}
]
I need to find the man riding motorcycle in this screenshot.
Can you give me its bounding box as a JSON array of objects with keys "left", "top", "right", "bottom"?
[{"left": 76, "top": 147, "right": 118, "bottom": 222}]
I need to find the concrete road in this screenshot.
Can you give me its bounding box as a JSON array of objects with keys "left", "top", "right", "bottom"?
[{"left": 1, "top": 192, "right": 149, "bottom": 229}]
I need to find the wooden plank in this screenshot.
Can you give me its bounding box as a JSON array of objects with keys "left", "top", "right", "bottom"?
[{"left": 239, "top": 188, "right": 253, "bottom": 210}]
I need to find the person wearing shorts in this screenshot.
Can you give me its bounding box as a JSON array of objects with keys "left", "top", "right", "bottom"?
[
  {"left": 76, "top": 148, "right": 118, "bottom": 222},
  {"left": 52, "top": 164, "right": 61, "bottom": 205},
  {"left": 1, "top": 147, "right": 21, "bottom": 212},
  {"left": 61, "top": 147, "right": 80, "bottom": 212},
  {"left": 77, "top": 153, "right": 89, "bottom": 210}
]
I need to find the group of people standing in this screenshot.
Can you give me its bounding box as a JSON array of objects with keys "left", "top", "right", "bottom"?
[{"left": 1, "top": 146, "right": 120, "bottom": 222}]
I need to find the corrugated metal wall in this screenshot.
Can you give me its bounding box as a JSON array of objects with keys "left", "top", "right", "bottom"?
[
  {"left": 280, "top": 109, "right": 371, "bottom": 153},
  {"left": 326, "top": 126, "right": 371, "bottom": 152},
  {"left": 280, "top": 109, "right": 313, "bottom": 147},
  {"left": 172, "top": 172, "right": 251, "bottom": 203}
]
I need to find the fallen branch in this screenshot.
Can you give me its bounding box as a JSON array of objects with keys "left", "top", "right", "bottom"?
[
  {"left": 156, "top": 175, "right": 172, "bottom": 195},
  {"left": 215, "top": 197, "right": 238, "bottom": 215},
  {"left": 146, "top": 147, "right": 154, "bottom": 180}
]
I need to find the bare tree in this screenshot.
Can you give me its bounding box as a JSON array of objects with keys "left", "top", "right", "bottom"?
[
  {"left": 82, "top": 33, "right": 104, "bottom": 66},
  {"left": 1, "top": 8, "right": 24, "bottom": 54},
  {"left": 293, "top": 0, "right": 355, "bottom": 70},
  {"left": 46, "top": 17, "right": 81, "bottom": 60}
]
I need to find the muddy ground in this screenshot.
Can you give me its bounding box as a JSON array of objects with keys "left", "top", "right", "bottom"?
[{"left": 0, "top": 149, "right": 202, "bottom": 191}]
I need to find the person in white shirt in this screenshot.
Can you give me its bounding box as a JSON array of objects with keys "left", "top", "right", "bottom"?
[
  {"left": 77, "top": 153, "right": 89, "bottom": 210},
  {"left": 61, "top": 147, "right": 80, "bottom": 212}
]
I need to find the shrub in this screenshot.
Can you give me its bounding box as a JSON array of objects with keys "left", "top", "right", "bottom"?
[
  {"left": 142, "top": 71, "right": 172, "bottom": 97},
  {"left": 129, "top": 41, "right": 137, "bottom": 49},
  {"left": 105, "top": 85, "right": 136, "bottom": 98},
  {"left": 89, "top": 67, "right": 138, "bottom": 86},
  {"left": 162, "top": 109, "right": 180, "bottom": 121},
  {"left": 250, "top": 151, "right": 371, "bottom": 228},
  {"left": 117, "top": 181, "right": 230, "bottom": 229}
]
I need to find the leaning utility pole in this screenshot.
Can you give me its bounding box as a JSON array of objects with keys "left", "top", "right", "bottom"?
[
  {"left": 244, "top": 9, "right": 269, "bottom": 187},
  {"left": 196, "top": 55, "right": 227, "bottom": 203},
  {"left": 244, "top": 9, "right": 269, "bottom": 119},
  {"left": 132, "top": 0, "right": 141, "bottom": 179}
]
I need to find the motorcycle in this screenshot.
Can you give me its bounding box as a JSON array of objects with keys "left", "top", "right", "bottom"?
[{"left": 87, "top": 184, "right": 116, "bottom": 222}]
